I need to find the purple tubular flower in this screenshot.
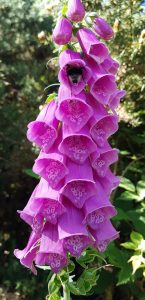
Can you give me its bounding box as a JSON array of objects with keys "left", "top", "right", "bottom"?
[
  {"left": 56, "top": 86, "right": 93, "bottom": 132},
  {"left": 83, "top": 182, "right": 117, "bottom": 229},
  {"left": 35, "top": 224, "right": 68, "bottom": 273},
  {"left": 14, "top": 231, "right": 40, "bottom": 275},
  {"left": 95, "top": 169, "right": 120, "bottom": 195},
  {"left": 52, "top": 17, "right": 72, "bottom": 45},
  {"left": 58, "top": 201, "right": 92, "bottom": 257},
  {"left": 90, "top": 144, "right": 119, "bottom": 177},
  {"left": 27, "top": 100, "right": 58, "bottom": 153},
  {"left": 89, "top": 73, "right": 117, "bottom": 105},
  {"left": 87, "top": 97, "right": 119, "bottom": 147},
  {"left": 67, "top": 0, "right": 85, "bottom": 22},
  {"left": 19, "top": 179, "right": 65, "bottom": 227},
  {"left": 90, "top": 220, "right": 119, "bottom": 252},
  {"left": 93, "top": 17, "right": 114, "bottom": 40},
  {"left": 33, "top": 137, "right": 69, "bottom": 189},
  {"left": 61, "top": 159, "right": 96, "bottom": 208},
  {"left": 101, "top": 56, "right": 120, "bottom": 75},
  {"left": 109, "top": 89, "right": 126, "bottom": 110},
  {"left": 59, "top": 124, "right": 96, "bottom": 164},
  {"left": 76, "top": 28, "right": 109, "bottom": 64},
  {"left": 58, "top": 49, "right": 92, "bottom": 94}
]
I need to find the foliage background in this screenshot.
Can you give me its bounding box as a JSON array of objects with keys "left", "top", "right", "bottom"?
[{"left": 0, "top": 0, "right": 145, "bottom": 299}]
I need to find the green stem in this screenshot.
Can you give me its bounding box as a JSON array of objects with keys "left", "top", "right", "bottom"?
[{"left": 63, "top": 283, "right": 71, "bottom": 300}]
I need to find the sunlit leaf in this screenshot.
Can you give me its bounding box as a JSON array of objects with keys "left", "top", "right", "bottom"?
[{"left": 119, "top": 177, "right": 135, "bottom": 192}]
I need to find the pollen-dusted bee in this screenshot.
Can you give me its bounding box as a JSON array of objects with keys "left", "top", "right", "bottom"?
[{"left": 66, "top": 64, "right": 84, "bottom": 85}]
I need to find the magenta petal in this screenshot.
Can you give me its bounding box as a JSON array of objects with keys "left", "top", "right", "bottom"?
[
  {"left": 56, "top": 86, "right": 93, "bottom": 132},
  {"left": 61, "top": 159, "right": 96, "bottom": 208},
  {"left": 53, "top": 17, "right": 72, "bottom": 45},
  {"left": 33, "top": 148, "right": 68, "bottom": 189},
  {"left": 67, "top": 0, "right": 85, "bottom": 22},
  {"left": 59, "top": 124, "right": 96, "bottom": 164},
  {"left": 95, "top": 169, "right": 120, "bottom": 195},
  {"left": 34, "top": 179, "right": 66, "bottom": 224},
  {"left": 14, "top": 231, "right": 40, "bottom": 274},
  {"left": 83, "top": 182, "right": 117, "bottom": 229},
  {"left": 58, "top": 201, "right": 92, "bottom": 257},
  {"left": 90, "top": 220, "right": 119, "bottom": 252},
  {"left": 27, "top": 100, "right": 58, "bottom": 153},
  {"left": 101, "top": 56, "right": 119, "bottom": 75},
  {"left": 90, "top": 74, "right": 117, "bottom": 105},
  {"left": 93, "top": 17, "right": 114, "bottom": 40},
  {"left": 109, "top": 90, "right": 126, "bottom": 110},
  {"left": 58, "top": 50, "right": 91, "bottom": 94},
  {"left": 77, "top": 28, "right": 109, "bottom": 64},
  {"left": 91, "top": 147, "right": 119, "bottom": 177},
  {"left": 35, "top": 224, "right": 67, "bottom": 273},
  {"left": 90, "top": 115, "right": 119, "bottom": 147},
  {"left": 20, "top": 179, "right": 65, "bottom": 226}
]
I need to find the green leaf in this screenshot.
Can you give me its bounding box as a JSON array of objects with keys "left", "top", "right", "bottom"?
[
  {"left": 23, "top": 168, "right": 39, "bottom": 179},
  {"left": 136, "top": 180, "right": 145, "bottom": 200},
  {"left": 45, "top": 93, "right": 57, "bottom": 104},
  {"left": 117, "top": 263, "right": 133, "bottom": 285},
  {"left": 66, "top": 261, "right": 75, "bottom": 273},
  {"left": 119, "top": 177, "right": 135, "bottom": 192},
  {"left": 48, "top": 274, "right": 61, "bottom": 295},
  {"left": 120, "top": 150, "right": 130, "bottom": 155},
  {"left": 106, "top": 244, "right": 126, "bottom": 268},
  {"left": 113, "top": 208, "right": 130, "bottom": 221},
  {"left": 121, "top": 242, "right": 137, "bottom": 250},
  {"left": 68, "top": 282, "right": 82, "bottom": 296},
  {"left": 48, "top": 293, "right": 61, "bottom": 300},
  {"left": 130, "top": 231, "right": 143, "bottom": 245},
  {"left": 118, "top": 191, "right": 140, "bottom": 201}
]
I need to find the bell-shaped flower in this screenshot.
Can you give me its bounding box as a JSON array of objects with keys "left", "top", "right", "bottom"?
[
  {"left": 101, "top": 55, "right": 119, "bottom": 75},
  {"left": 52, "top": 17, "right": 72, "bottom": 45},
  {"left": 67, "top": 0, "right": 85, "bottom": 22},
  {"left": 58, "top": 49, "right": 91, "bottom": 95},
  {"left": 87, "top": 95, "right": 119, "bottom": 147},
  {"left": 33, "top": 136, "right": 68, "bottom": 189},
  {"left": 59, "top": 123, "right": 96, "bottom": 164},
  {"left": 95, "top": 169, "right": 120, "bottom": 195},
  {"left": 35, "top": 224, "right": 68, "bottom": 273},
  {"left": 108, "top": 89, "right": 126, "bottom": 110},
  {"left": 93, "top": 17, "right": 114, "bottom": 40},
  {"left": 14, "top": 231, "right": 40, "bottom": 274},
  {"left": 76, "top": 28, "right": 109, "bottom": 64},
  {"left": 27, "top": 100, "right": 58, "bottom": 153},
  {"left": 83, "top": 182, "right": 117, "bottom": 230},
  {"left": 61, "top": 159, "right": 96, "bottom": 208},
  {"left": 90, "top": 220, "right": 119, "bottom": 252},
  {"left": 90, "top": 143, "right": 119, "bottom": 177},
  {"left": 58, "top": 201, "right": 92, "bottom": 257},
  {"left": 19, "top": 179, "right": 65, "bottom": 227},
  {"left": 89, "top": 73, "right": 117, "bottom": 105},
  {"left": 56, "top": 86, "right": 93, "bottom": 132}
]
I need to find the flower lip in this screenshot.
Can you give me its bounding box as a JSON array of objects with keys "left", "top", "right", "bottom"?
[
  {"left": 59, "top": 124, "right": 96, "bottom": 164},
  {"left": 60, "top": 159, "right": 96, "bottom": 208},
  {"left": 56, "top": 93, "right": 93, "bottom": 132},
  {"left": 32, "top": 151, "right": 69, "bottom": 189}
]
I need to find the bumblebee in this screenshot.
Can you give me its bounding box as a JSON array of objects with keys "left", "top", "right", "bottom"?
[{"left": 66, "top": 64, "right": 84, "bottom": 84}]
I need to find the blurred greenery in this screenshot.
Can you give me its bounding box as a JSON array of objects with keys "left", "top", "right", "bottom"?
[{"left": 0, "top": 0, "right": 145, "bottom": 299}]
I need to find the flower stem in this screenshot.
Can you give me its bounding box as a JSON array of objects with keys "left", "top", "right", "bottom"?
[{"left": 63, "top": 283, "right": 71, "bottom": 300}]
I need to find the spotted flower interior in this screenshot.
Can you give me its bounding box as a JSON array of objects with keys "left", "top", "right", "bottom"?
[{"left": 15, "top": 0, "right": 125, "bottom": 275}]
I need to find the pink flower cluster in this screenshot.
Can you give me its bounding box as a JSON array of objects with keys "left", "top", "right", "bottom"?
[{"left": 14, "top": 0, "right": 125, "bottom": 275}]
